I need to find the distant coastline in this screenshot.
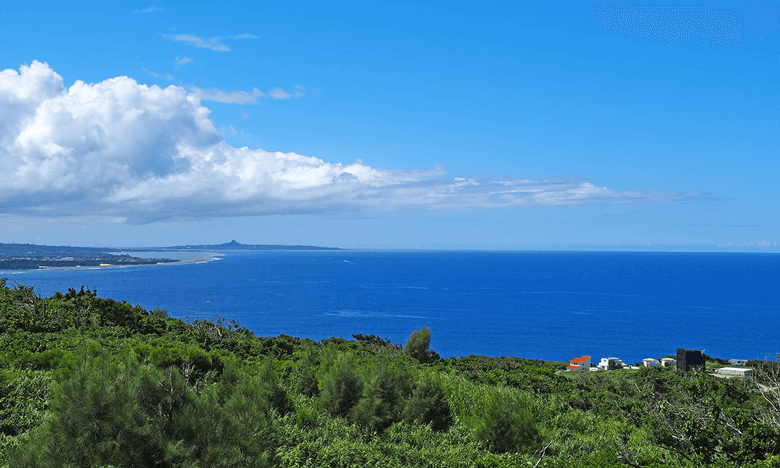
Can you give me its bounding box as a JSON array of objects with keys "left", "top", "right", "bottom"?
[
  {"left": 0, "top": 239, "right": 340, "bottom": 271},
  {"left": 31, "top": 255, "right": 222, "bottom": 272},
  {"left": 121, "top": 239, "right": 342, "bottom": 252}
]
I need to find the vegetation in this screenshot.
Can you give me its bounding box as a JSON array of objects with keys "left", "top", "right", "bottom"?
[
  {"left": 0, "top": 243, "right": 175, "bottom": 269},
  {"left": 1, "top": 279, "right": 779, "bottom": 467}
]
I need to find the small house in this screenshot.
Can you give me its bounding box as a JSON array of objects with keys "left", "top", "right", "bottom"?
[
  {"left": 598, "top": 357, "right": 625, "bottom": 370},
  {"left": 660, "top": 358, "right": 676, "bottom": 367},
  {"left": 567, "top": 356, "right": 591, "bottom": 371},
  {"left": 643, "top": 358, "right": 661, "bottom": 367}
]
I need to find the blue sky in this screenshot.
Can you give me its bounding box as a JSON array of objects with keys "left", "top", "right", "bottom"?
[{"left": 0, "top": 1, "right": 778, "bottom": 250}]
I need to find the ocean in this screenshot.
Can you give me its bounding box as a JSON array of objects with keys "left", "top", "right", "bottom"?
[{"left": 2, "top": 251, "right": 778, "bottom": 364}]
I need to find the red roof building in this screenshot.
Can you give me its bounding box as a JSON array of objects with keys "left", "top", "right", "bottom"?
[{"left": 567, "top": 355, "right": 591, "bottom": 371}]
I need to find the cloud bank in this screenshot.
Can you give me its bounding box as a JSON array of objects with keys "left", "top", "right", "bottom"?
[{"left": 0, "top": 62, "right": 684, "bottom": 224}]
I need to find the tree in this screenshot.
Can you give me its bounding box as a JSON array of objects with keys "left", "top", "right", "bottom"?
[
  {"left": 319, "top": 354, "right": 362, "bottom": 418},
  {"left": 404, "top": 326, "right": 434, "bottom": 363},
  {"left": 295, "top": 343, "right": 321, "bottom": 397},
  {"left": 351, "top": 360, "right": 413, "bottom": 432},
  {"left": 11, "top": 349, "right": 167, "bottom": 467}
]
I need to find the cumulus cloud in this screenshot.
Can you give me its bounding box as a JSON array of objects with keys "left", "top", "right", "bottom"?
[
  {"left": 164, "top": 34, "right": 230, "bottom": 52},
  {"left": 0, "top": 61, "right": 683, "bottom": 224}
]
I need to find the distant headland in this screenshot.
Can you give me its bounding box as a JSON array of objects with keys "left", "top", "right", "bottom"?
[{"left": 0, "top": 240, "right": 341, "bottom": 270}]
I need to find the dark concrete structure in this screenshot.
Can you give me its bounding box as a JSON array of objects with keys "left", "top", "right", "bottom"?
[{"left": 676, "top": 348, "right": 706, "bottom": 372}]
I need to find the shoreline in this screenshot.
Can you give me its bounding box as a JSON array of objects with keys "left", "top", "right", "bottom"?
[{"left": 1, "top": 255, "right": 222, "bottom": 273}]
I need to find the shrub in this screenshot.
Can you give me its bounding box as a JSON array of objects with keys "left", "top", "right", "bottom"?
[
  {"left": 10, "top": 349, "right": 167, "bottom": 467},
  {"left": 319, "top": 355, "right": 362, "bottom": 418},
  {"left": 474, "top": 393, "right": 540, "bottom": 454},
  {"left": 403, "top": 373, "right": 453, "bottom": 432},
  {"left": 294, "top": 343, "right": 321, "bottom": 397},
  {"left": 351, "top": 361, "right": 413, "bottom": 432},
  {"left": 257, "top": 358, "right": 291, "bottom": 415}
]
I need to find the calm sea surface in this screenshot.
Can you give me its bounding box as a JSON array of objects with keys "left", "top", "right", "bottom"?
[{"left": 3, "top": 251, "right": 778, "bottom": 363}]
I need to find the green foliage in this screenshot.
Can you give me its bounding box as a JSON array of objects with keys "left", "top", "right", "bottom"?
[
  {"left": 199, "top": 374, "right": 275, "bottom": 466},
  {"left": 319, "top": 354, "right": 362, "bottom": 418},
  {"left": 0, "top": 370, "right": 51, "bottom": 436},
  {"left": 294, "top": 342, "right": 321, "bottom": 397},
  {"left": 10, "top": 349, "right": 166, "bottom": 467},
  {"left": 402, "top": 372, "right": 453, "bottom": 432},
  {"left": 473, "top": 393, "right": 541, "bottom": 454},
  {"left": 2, "top": 280, "right": 780, "bottom": 468},
  {"left": 404, "top": 326, "right": 435, "bottom": 363},
  {"left": 256, "top": 358, "right": 292, "bottom": 415},
  {"left": 350, "top": 359, "right": 413, "bottom": 432}
]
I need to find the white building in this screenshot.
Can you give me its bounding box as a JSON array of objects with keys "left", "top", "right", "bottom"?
[
  {"left": 598, "top": 357, "right": 625, "bottom": 370},
  {"left": 643, "top": 358, "right": 661, "bottom": 367},
  {"left": 660, "top": 358, "right": 676, "bottom": 367},
  {"left": 716, "top": 367, "right": 752, "bottom": 377},
  {"left": 729, "top": 359, "right": 748, "bottom": 366}
]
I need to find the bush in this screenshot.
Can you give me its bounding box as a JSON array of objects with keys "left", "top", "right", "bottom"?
[
  {"left": 257, "top": 358, "right": 291, "bottom": 415},
  {"left": 474, "top": 393, "right": 541, "bottom": 454},
  {"left": 11, "top": 349, "right": 167, "bottom": 467},
  {"left": 351, "top": 361, "right": 413, "bottom": 432},
  {"left": 294, "top": 343, "right": 321, "bottom": 397},
  {"left": 403, "top": 373, "right": 453, "bottom": 432},
  {"left": 319, "top": 355, "right": 362, "bottom": 418}
]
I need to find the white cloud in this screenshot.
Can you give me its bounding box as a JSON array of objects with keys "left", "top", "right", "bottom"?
[
  {"left": 164, "top": 34, "right": 230, "bottom": 52},
  {"left": 269, "top": 88, "right": 292, "bottom": 99},
  {"left": 190, "top": 86, "right": 265, "bottom": 104},
  {"left": 190, "top": 85, "right": 306, "bottom": 104},
  {"left": 175, "top": 57, "right": 193, "bottom": 65},
  {"left": 135, "top": 6, "right": 162, "bottom": 13},
  {"left": 142, "top": 68, "right": 174, "bottom": 81},
  {"left": 0, "top": 61, "right": 683, "bottom": 225},
  {"left": 233, "top": 34, "right": 258, "bottom": 40}
]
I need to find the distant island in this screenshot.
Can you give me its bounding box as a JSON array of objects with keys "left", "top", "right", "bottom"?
[
  {"left": 128, "top": 239, "right": 342, "bottom": 252},
  {"left": 0, "top": 240, "right": 340, "bottom": 270}
]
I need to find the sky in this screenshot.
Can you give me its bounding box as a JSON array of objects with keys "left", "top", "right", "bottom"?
[{"left": 0, "top": 0, "right": 778, "bottom": 250}]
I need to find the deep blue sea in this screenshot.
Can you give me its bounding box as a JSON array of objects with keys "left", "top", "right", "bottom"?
[{"left": 2, "top": 251, "right": 778, "bottom": 364}]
